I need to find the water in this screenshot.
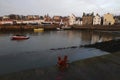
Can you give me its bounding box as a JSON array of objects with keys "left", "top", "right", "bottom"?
[{"left": 0, "top": 30, "right": 120, "bottom": 75}]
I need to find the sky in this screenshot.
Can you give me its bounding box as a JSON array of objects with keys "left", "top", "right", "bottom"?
[{"left": 0, "top": 0, "right": 120, "bottom": 17}]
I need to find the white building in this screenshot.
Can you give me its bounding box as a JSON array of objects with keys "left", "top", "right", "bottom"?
[
  {"left": 93, "top": 14, "right": 101, "bottom": 25},
  {"left": 22, "top": 20, "right": 44, "bottom": 24},
  {"left": 103, "top": 13, "right": 115, "bottom": 25},
  {"left": 2, "top": 16, "right": 9, "bottom": 20},
  {"left": 0, "top": 20, "right": 13, "bottom": 25},
  {"left": 75, "top": 18, "right": 83, "bottom": 25},
  {"left": 69, "top": 14, "right": 76, "bottom": 25}
]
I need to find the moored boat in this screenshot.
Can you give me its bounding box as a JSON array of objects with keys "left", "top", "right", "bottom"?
[
  {"left": 61, "top": 25, "right": 71, "bottom": 30},
  {"left": 11, "top": 35, "right": 29, "bottom": 40},
  {"left": 56, "top": 27, "right": 63, "bottom": 31},
  {"left": 34, "top": 28, "right": 44, "bottom": 32}
]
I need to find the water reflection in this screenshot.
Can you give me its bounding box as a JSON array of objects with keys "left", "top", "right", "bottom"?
[
  {"left": 91, "top": 31, "right": 116, "bottom": 44},
  {"left": 77, "top": 30, "right": 118, "bottom": 44},
  {"left": 0, "top": 30, "right": 119, "bottom": 47}
]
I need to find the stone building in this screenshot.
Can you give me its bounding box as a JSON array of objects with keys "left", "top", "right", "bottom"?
[
  {"left": 9, "top": 14, "right": 21, "bottom": 20},
  {"left": 61, "top": 17, "right": 69, "bottom": 25},
  {"left": 82, "top": 12, "right": 94, "bottom": 25},
  {"left": 52, "top": 16, "right": 62, "bottom": 24},
  {"left": 114, "top": 15, "right": 120, "bottom": 25},
  {"left": 44, "top": 14, "right": 52, "bottom": 24}
]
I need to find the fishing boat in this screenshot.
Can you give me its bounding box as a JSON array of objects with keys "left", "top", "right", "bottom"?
[{"left": 11, "top": 35, "right": 29, "bottom": 40}]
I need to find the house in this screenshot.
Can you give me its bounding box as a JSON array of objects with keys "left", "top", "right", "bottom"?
[
  {"left": 16, "top": 20, "right": 22, "bottom": 24},
  {"left": 26, "top": 15, "right": 34, "bottom": 20},
  {"left": 103, "top": 13, "right": 115, "bottom": 25},
  {"left": 68, "top": 14, "right": 76, "bottom": 25},
  {"left": 61, "top": 17, "right": 69, "bottom": 25},
  {"left": 0, "top": 20, "right": 13, "bottom": 25},
  {"left": 8, "top": 14, "right": 21, "bottom": 20},
  {"left": 2, "top": 15, "right": 10, "bottom": 21},
  {"left": 52, "top": 16, "right": 62, "bottom": 24},
  {"left": 82, "top": 12, "right": 94, "bottom": 25},
  {"left": 34, "top": 15, "right": 40, "bottom": 20},
  {"left": 43, "top": 14, "right": 52, "bottom": 24},
  {"left": 0, "top": 16, "right": 13, "bottom": 25},
  {"left": 93, "top": 14, "right": 101, "bottom": 25},
  {"left": 40, "top": 16, "right": 44, "bottom": 20},
  {"left": 20, "top": 15, "right": 28, "bottom": 20},
  {"left": 39, "top": 16, "right": 45, "bottom": 24},
  {"left": 0, "top": 17, "right": 3, "bottom": 21},
  {"left": 114, "top": 15, "right": 120, "bottom": 25},
  {"left": 75, "top": 17, "right": 83, "bottom": 25}
]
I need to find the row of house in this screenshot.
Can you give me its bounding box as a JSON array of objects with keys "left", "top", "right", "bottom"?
[
  {"left": 0, "top": 14, "right": 41, "bottom": 20},
  {"left": 0, "top": 13, "right": 120, "bottom": 26},
  {"left": 69, "top": 13, "right": 117, "bottom": 26},
  {"left": 0, "top": 14, "right": 44, "bottom": 25},
  {"left": 0, "top": 14, "right": 68, "bottom": 25}
]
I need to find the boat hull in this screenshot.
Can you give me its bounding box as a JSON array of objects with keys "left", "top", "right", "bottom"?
[
  {"left": 11, "top": 36, "right": 29, "bottom": 40},
  {"left": 34, "top": 28, "right": 44, "bottom": 32}
]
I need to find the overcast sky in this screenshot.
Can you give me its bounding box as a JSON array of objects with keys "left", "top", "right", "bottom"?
[{"left": 0, "top": 0, "right": 120, "bottom": 16}]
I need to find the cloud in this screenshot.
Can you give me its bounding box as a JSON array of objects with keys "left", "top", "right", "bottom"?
[{"left": 0, "top": 0, "right": 120, "bottom": 16}]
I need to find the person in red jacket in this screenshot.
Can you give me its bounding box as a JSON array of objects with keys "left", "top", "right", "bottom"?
[{"left": 57, "top": 55, "right": 69, "bottom": 70}]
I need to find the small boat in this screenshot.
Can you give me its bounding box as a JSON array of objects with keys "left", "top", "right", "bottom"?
[
  {"left": 34, "top": 28, "right": 44, "bottom": 32},
  {"left": 11, "top": 35, "right": 29, "bottom": 40},
  {"left": 56, "top": 27, "right": 63, "bottom": 31},
  {"left": 61, "top": 25, "right": 71, "bottom": 30}
]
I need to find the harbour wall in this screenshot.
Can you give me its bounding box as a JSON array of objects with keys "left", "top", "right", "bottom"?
[
  {"left": 71, "top": 25, "right": 120, "bottom": 31},
  {"left": 0, "top": 24, "right": 120, "bottom": 31}
]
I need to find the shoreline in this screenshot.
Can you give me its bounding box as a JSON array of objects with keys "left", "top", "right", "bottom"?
[
  {"left": 50, "top": 39, "right": 120, "bottom": 53},
  {"left": 0, "top": 25, "right": 120, "bottom": 31},
  {"left": 82, "top": 39, "right": 120, "bottom": 53},
  {"left": 72, "top": 25, "right": 120, "bottom": 31}
]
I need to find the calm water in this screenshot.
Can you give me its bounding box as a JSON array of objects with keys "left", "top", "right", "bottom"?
[{"left": 0, "top": 30, "right": 120, "bottom": 75}]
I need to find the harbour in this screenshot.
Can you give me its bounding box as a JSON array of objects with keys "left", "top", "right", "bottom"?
[
  {"left": 1, "top": 0, "right": 120, "bottom": 79},
  {"left": 0, "top": 30, "right": 120, "bottom": 76}
]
